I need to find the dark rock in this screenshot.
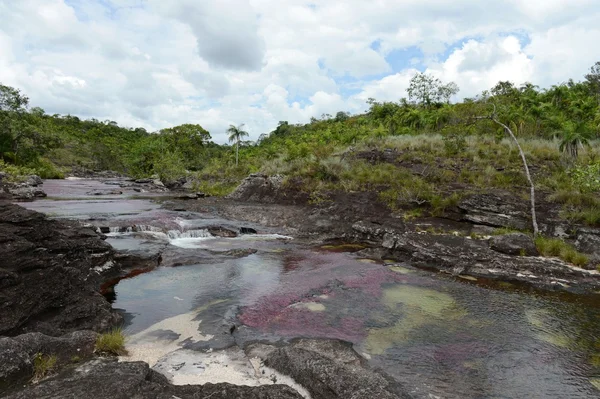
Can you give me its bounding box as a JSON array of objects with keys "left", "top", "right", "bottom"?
[
  {"left": 227, "top": 174, "right": 309, "bottom": 204},
  {"left": 86, "top": 189, "right": 123, "bottom": 196},
  {"left": 458, "top": 193, "right": 530, "bottom": 230},
  {"left": 240, "top": 227, "right": 258, "bottom": 234},
  {"left": 256, "top": 339, "right": 408, "bottom": 399},
  {"left": 135, "top": 178, "right": 153, "bottom": 184},
  {"left": 25, "top": 175, "right": 43, "bottom": 186},
  {"left": 208, "top": 226, "right": 238, "bottom": 238},
  {"left": 177, "top": 193, "right": 198, "bottom": 200},
  {"left": 489, "top": 233, "right": 538, "bottom": 256},
  {"left": 4, "top": 359, "right": 304, "bottom": 399},
  {"left": 0, "top": 202, "right": 121, "bottom": 336},
  {"left": 575, "top": 230, "right": 600, "bottom": 266},
  {"left": 13, "top": 331, "right": 98, "bottom": 365},
  {"left": 0, "top": 337, "right": 31, "bottom": 386}
]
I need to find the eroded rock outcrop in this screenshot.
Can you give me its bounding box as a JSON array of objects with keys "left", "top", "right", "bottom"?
[
  {"left": 249, "top": 339, "right": 410, "bottom": 399},
  {"left": 351, "top": 221, "right": 600, "bottom": 292},
  {"left": 0, "top": 202, "right": 121, "bottom": 336}
]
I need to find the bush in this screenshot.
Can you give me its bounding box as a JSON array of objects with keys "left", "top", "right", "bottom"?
[
  {"left": 0, "top": 160, "right": 36, "bottom": 183},
  {"left": 534, "top": 236, "right": 589, "bottom": 267},
  {"left": 95, "top": 328, "right": 127, "bottom": 356},
  {"left": 569, "top": 162, "right": 600, "bottom": 193},
  {"left": 32, "top": 353, "right": 57, "bottom": 381},
  {"left": 30, "top": 157, "right": 65, "bottom": 179}
]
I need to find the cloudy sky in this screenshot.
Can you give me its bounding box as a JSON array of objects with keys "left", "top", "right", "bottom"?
[{"left": 1, "top": 0, "right": 599, "bottom": 142}]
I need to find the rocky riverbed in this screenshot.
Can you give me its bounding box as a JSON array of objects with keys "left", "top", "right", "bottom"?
[{"left": 1, "top": 177, "right": 600, "bottom": 398}]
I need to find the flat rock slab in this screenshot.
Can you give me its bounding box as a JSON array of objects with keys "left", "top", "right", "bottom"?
[{"left": 3, "top": 359, "right": 304, "bottom": 399}]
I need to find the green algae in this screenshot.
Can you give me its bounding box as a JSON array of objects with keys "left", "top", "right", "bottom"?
[
  {"left": 458, "top": 275, "right": 478, "bottom": 281},
  {"left": 591, "top": 378, "right": 600, "bottom": 391},
  {"left": 365, "top": 286, "right": 467, "bottom": 355},
  {"left": 358, "top": 258, "right": 378, "bottom": 264},
  {"left": 525, "top": 308, "right": 573, "bottom": 349},
  {"left": 389, "top": 266, "right": 413, "bottom": 274}
]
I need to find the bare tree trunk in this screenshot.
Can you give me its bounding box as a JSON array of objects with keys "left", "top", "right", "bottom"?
[
  {"left": 490, "top": 116, "right": 540, "bottom": 236},
  {"left": 235, "top": 141, "right": 239, "bottom": 166}
]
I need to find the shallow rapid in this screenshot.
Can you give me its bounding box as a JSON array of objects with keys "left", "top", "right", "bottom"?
[{"left": 22, "top": 179, "right": 600, "bottom": 399}]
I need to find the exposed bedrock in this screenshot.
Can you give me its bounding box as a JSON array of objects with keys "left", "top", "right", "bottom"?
[{"left": 0, "top": 202, "right": 122, "bottom": 336}]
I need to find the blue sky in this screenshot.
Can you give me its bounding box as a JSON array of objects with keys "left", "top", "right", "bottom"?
[{"left": 1, "top": 0, "right": 599, "bottom": 142}]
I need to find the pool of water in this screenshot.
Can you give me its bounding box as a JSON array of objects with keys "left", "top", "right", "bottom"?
[{"left": 22, "top": 179, "right": 600, "bottom": 398}]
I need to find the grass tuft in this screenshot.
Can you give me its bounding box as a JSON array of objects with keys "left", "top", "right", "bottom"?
[
  {"left": 32, "top": 353, "right": 57, "bottom": 382},
  {"left": 95, "top": 328, "right": 127, "bottom": 356},
  {"left": 534, "top": 236, "right": 589, "bottom": 267}
]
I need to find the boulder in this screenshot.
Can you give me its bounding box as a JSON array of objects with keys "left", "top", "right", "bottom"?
[
  {"left": 254, "top": 339, "right": 409, "bottom": 399},
  {"left": 25, "top": 175, "right": 43, "bottom": 186},
  {"left": 489, "top": 233, "right": 538, "bottom": 256},
  {"left": 208, "top": 226, "right": 238, "bottom": 238},
  {"left": 4, "top": 359, "right": 304, "bottom": 399},
  {"left": 8, "top": 186, "right": 47, "bottom": 201}
]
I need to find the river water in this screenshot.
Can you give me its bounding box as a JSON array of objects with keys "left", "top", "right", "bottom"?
[{"left": 22, "top": 179, "right": 600, "bottom": 398}]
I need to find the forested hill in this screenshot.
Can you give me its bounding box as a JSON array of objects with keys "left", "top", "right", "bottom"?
[{"left": 1, "top": 63, "right": 599, "bottom": 216}]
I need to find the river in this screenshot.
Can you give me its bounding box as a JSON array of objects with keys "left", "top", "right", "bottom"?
[{"left": 22, "top": 178, "right": 600, "bottom": 398}]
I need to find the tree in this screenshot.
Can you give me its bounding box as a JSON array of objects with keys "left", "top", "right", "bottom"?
[
  {"left": 0, "top": 84, "right": 30, "bottom": 163},
  {"left": 227, "top": 124, "right": 249, "bottom": 166},
  {"left": 407, "top": 73, "right": 459, "bottom": 108},
  {"left": 160, "top": 123, "right": 211, "bottom": 169},
  {"left": 475, "top": 104, "right": 539, "bottom": 235},
  {"left": 585, "top": 61, "right": 600, "bottom": 104},
  {"left": 558, "top": 121, "right": 592, "bottom": 159}
]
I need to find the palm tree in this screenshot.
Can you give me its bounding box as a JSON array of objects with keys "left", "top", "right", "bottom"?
[
  {"left": 558, "top": 121, "right": 592, "bottom": 159},
  {"left": 227, "top": 124, "right": 249, "bottom": 166}
]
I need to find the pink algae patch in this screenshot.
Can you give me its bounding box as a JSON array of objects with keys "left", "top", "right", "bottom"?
[{"left": 238, "top": 250, "right": 409, "bottom": 342}]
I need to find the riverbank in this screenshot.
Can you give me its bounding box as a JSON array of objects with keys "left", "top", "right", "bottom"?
[{"left": 163, "top": 173, "right": 600, "bottom": 294}]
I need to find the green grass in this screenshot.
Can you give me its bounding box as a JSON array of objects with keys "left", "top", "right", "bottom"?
[
  {"left": 534, "top": 236, "right": 589, "bottom": 267},
  {"left": 95, "top": 328, "right": 127, "bottom": 356},
  {"left": 492, "top": 227, "right": 526, "bottom": 235},
  {"left": 565, "top": 207, "right": 600, "bottom": 227},
  {"left": 32, "top": 353, "right": 57, "bottom": 381}
]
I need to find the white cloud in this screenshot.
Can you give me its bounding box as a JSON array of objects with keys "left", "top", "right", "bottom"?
[{"left": 0, "top": 0, "right": 599, "bottom": 142}]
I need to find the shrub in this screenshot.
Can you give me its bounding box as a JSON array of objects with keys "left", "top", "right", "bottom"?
[
  {"left": 0, "top": 160, "right": 36, "bottom": 183},
  {"left": 95, "top": 328, "right": 127, "bottom": 356},
  {"left": 569, "top": 162, "right": 600, "bottom": 193},
  {"left": 32, "top": 353, "right": 57, "bottom": 381}
]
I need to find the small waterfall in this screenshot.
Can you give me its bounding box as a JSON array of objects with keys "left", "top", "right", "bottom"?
[{"left": 167, "top": 229, "right": 213, "bottom": 239}]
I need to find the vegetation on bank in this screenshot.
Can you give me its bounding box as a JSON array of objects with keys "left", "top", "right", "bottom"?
[
  {"left": 95, "top": 328, "right": 127, "bottom": 356},
  {"left": 1, "top": 63, "right": 599, "bottom": 230}
]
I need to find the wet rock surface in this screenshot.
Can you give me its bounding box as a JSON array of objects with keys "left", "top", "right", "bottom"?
[
  {"left": 3, "top": 359, "right": 304, "bottom": 399},
  {"left": 0, "top": 202, "right": 121, "bottom": 336}
]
